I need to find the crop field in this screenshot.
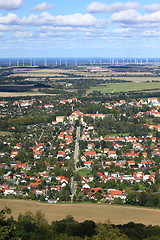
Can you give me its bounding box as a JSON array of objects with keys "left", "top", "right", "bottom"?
[
  {"left": 0, "top": 92, "right": 56, "bottom": 97},
  {"left": 11, "top": 67, "right": 160, "bottom": 82},
  {"left": 0, "top": 131, "right": 13, "bottom": 136},
  {"left": 111, "top": 76, "right": 160, "bottom": 82},
  {"left": 0, "top": 199, "right": 160, "bottom": 225},
  {"left": 88, "top": 82, "right": 160, "bottom": 94}
]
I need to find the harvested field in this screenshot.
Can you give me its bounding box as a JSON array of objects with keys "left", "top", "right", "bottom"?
[
  {"left": 10, "top": 67, "right": 160, "bottom": 83},
  {"left": 0, "top": 199, "right": 160, "bottom": 225},
  {"left": 0, "top": 92, "right": 56, "bottom": 97},
  {"left": 0, "top": 131, "right": 13, "bottom": 136}
]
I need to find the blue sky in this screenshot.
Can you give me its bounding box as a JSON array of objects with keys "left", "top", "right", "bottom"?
[{"left": 1, "top": 0, "right": 160, "bottom": 58}]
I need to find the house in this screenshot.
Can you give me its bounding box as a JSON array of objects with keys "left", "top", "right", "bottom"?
[
  {"left": 81, "top": 183, "right": 90, "bottom": 191},
  {"left": 108, "top": 151, "right": 117, "bottom": 159},
  {"left": 33, "top": 189, "right": 46, "bottom": 197},
  {"left": 127, "top": 160, "right": 135, "bottom": 167},
  {"left": 56, "top": 176, "right": 69, "bottom": 187},
  {"left": 107, "top": 189, "right": 127, "bottom": 200},
  {"left": 132, "top": 143, "right": 143, "bottom": 150},
  {"left": 126, "top": 136, "right": 138, "bottom": 143},
  {"left": 44, "top": 104, "right": 54, "bottom": 109},
  {"left": 85, "top": 151, "right": 96, "bottom": 158},
  {"left": 87, "top": 143, "right": 95, "bottom": 149},
  {"left": 3, "top": 188, "right": 17, "bottom": 196},
  {"left": 103, "top": 148, "right": 109, "bottom": 153},
  {"left": 69, "top": 111, "right": 84, "bottom": 121},
  {"left": 148, "top": 97, "right": 159, "bottom": 105},
  {"left": 33, "top": 149, "right": 43, "bottom": 159},
  {"left": 84, "top": 160, "right": 93, "bottom": 169},
  {"left": 57, "top": 151, "right": 66, "bottom": 158},
  {"left": 10, "top": 151, "right": 19, "bottom": 158},
  {"left": 58, "top": 132, "right": 65, "bottom": 139},
  {"left": 56, "top": 116, "right": 65, "bottom": 123},
  {"left": 86, "top": 113, "right": 105, "bottom": 120},
  {"left": 125, "top": 151, "right": 139, "bottom": 158},
  {"left": 38, "top": 172, "right": 49, "bottom": 178},
  {"left": 90, "top": 187, "right": 102, "bottom": 193},
  {"left": 29, "top": 182, "right": 41, "bottom": 188},
  {"left": 133, "top": 172, "right": 144, "bottom": 180}
]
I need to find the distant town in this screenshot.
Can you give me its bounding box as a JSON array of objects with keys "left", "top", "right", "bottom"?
[{"left": 0, "top": 63, "right": 160, "bottom": 207}]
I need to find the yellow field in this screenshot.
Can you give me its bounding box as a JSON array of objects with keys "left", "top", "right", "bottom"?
[
  {"left": 0, "top": 131, "right": 13, "bottom": 136},
  {"left": 0, "top": 92, "right": 56, "bottom": 97},
  {"left": 11, "top": 67, "right": 160, "bottom": 83},
  {"left": 0, "top": 199, "right": 160, "bottom": 225}
]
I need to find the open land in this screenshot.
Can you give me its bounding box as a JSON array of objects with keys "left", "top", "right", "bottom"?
[
  {"left": 0, "top": 199, "right": 160, "bottom": 225},
  {"left": 0, "top": 131, "right": 13, "bottom": 136},
  {"left": 88, "top": 82, "right": 160, "bottom": 94},
  {"left": 0, "top": 92, "right": 56, "bottom": 97},
  {"left": 11, "top": 68, "right": 160, "bottom": 82}
]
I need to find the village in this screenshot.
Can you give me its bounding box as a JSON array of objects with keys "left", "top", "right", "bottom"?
[{"left": 0, "top": 96, "right": 159, "bottom": 207}]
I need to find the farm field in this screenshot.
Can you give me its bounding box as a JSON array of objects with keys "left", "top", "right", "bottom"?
[
  {"left": 0, "top": 92, "right": 56, "bottom": 97},
  {"left": 0, "top": 131, "right": 13, "bottom": 136},
  {"left": 88, "top": 82, "right": 160, "bottom": 94},
  {"left": 0, "top": 199, "right": 160, "bottom": 225},
  {"left": 11, "top": 67, "right": 160, "bottom": 82},
  {"left": 109, "top": 76, "right": 160, "bottom": 82}
]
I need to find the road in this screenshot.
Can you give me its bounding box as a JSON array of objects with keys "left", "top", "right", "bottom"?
[
  {"left": 74, "top": 126, "right": 80, "bottom": 171},
  {"left": 71, "top": 126, "right": 80, "bottom": 200}
]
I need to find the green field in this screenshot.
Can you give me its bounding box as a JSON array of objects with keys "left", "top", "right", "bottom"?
[
  {"left": 105, "top": 133, "right": 130, "bottom": 137},
  {"left": 109, "top": 76, "right": 160, "bottom": 82},
  {"left": 77, "top": 168, "right": 91, "bottom": 176},
  {"left": 88, "top": 82, "right": 160, "bottom": 94}
]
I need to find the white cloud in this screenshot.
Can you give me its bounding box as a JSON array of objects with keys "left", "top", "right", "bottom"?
[
  {"left": 14, "top": 31, "right": 33, "bottom": 38},
  {"left": 87, "top": 1, "right": 140, "bottom": 13},
  {"left": 0, "top": 13, "right": 19, "bottom": 24},
  {"left": 112, "top": 28, "right": 131, "bottom": 34},
  {"left": 0, "top": 24, "right": 23, "bottom": 31},
  {"left": 37, "top": 26, "right": 73, "bottom": 32},
  {"left": 111, "top": 9, "right": 141, "bottom": 23},
  {"left": 0, "top": 0, "right": 23, "bottom": 10},
  {"left": 141, "top": 30, "right": 160, "bottom": 37},
  {"left": 111, "top": 9, "right": 160, "bottom": 24},
  {"left": 142, "top": 11, "right": 160, "bottom": 22},
  {"left": 0, "top": 32, "right": 4, "bottom": 37},
  {"left": 31, "top": 2, "right": 53, "bottom": 11},
  {"left": 21, "top": 12, "right": 98, "bottom": 27},
  {"left": 0, "top": 12, "right": 105, "bottom": 28},
  {"left": 144, "top": 4, "right": 160, "bottom": 12}
]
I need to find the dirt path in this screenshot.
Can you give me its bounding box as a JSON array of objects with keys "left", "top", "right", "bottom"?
[{"left": 0, "top": 199, "right": 160, "bottom": 225}]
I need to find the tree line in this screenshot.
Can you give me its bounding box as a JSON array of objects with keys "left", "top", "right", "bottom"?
[{"left": 0, "top": 207, "right": 160, "bottom": 240}]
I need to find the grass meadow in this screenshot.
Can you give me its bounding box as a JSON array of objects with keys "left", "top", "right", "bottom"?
[{"left": 88, "top": 82, "right": 160, "bottom": 94}]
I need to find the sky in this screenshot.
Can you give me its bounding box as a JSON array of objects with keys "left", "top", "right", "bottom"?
[{"left": 1, "top": 0, "right": 160, "bottom": 58}]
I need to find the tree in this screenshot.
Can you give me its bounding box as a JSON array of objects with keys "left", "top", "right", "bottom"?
[
  {"left": 145, "top": 194, "right": 154, "bottom": 207},
  {"left": 0, "top": 207, "right": 16, "bottom": 240},
  {"left": 126, "top": 192, "right": 137, "bottom": 205},
  {"left": 92, "top": 221, "right": 130, "bottom": 240},
  {"left": 138, "top": 192, "right": 147, "bottom": 206}
]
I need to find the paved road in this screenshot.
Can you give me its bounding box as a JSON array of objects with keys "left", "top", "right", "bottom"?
[{"left": 71, "top": 126, "right": 80, "bottom": 198}]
